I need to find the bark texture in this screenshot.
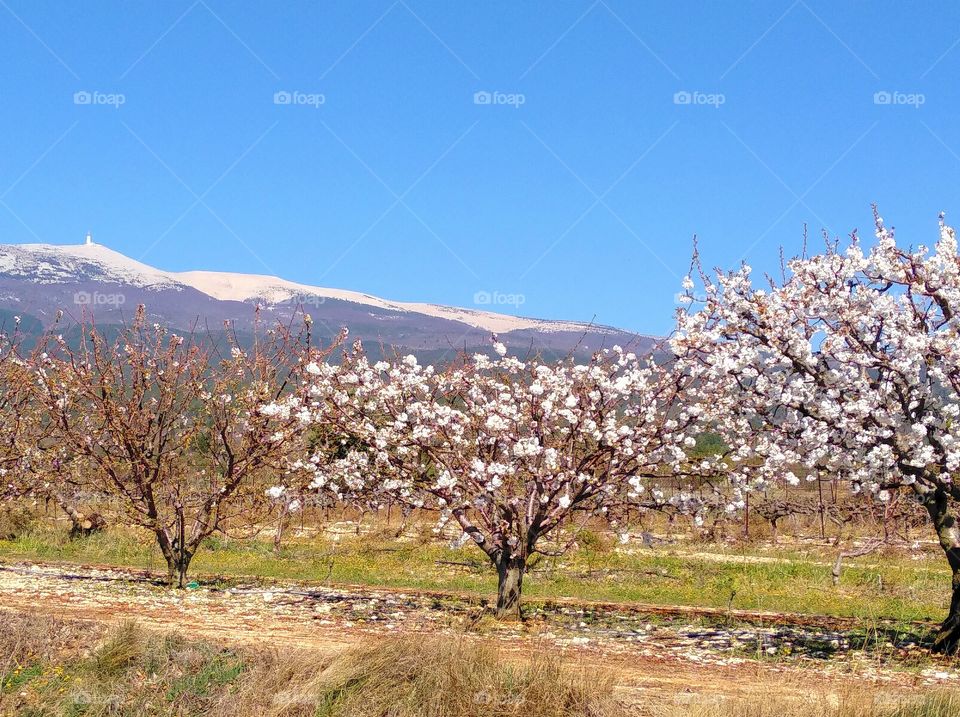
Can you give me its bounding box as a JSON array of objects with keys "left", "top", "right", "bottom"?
[
  {"left": 921, "top": 486, "right": 960, "bottom": 654},
  {"left": 495, "top": 556, "right": 525, "bottom": 620}
]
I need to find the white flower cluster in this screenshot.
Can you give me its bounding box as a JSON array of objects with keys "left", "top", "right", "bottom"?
[
  {"left": 271, "top": 338, "right": 717, "bottom": 562},
  {"left": 675, "top": 213, "right": 960, "bottom": 508}
]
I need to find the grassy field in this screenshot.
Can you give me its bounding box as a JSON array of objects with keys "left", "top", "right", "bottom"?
[
  {"left": 0, "top": 520, "right": 950, "bottom": 625},
  {"left": 3, "top": 518, "right": 960, "bottom": 715}
]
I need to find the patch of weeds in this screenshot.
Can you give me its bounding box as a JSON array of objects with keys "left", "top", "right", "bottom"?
[
  {"left": 166, "top": 652, "right": 244, "bottom": 701},
  {"left": 311, "top": 635, "right": 627, "bottom": 717},
  {"left": 93, "top": 620, "right": 144, "bottom": 674},
  {"left": 2, "top": 662, "right": 43, "bottom": 691},
  {"left": 889, "top": 692, "right": 960, "bottom": 716}
]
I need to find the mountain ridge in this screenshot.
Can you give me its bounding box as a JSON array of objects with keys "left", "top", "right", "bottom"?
[{"left": 0, "top": 240, "right": 658, "bottom": 358}]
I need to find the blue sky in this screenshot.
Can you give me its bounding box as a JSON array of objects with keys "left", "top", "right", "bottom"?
[{"left": 2, "top": 1, "right": 959, "bottom": 335}]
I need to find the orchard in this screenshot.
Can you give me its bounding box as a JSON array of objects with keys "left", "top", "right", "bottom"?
[{"left": 2, "top": 213, "right": 960, "bottom": 653}]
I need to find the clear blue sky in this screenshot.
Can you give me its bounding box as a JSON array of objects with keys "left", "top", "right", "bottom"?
[{"left": 2, "top": 1, "right": 959, "bottom": 335}]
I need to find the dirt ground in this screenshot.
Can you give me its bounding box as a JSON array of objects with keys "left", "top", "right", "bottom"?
[{"left": 1, "top": 559, "right": 958, "bottom": 710}]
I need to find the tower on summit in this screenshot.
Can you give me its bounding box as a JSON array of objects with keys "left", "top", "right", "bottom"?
[{"left": 85, "top": 231, "right": 93, "bottom": 245}]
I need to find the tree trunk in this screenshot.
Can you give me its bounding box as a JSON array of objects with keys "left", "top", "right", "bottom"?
[
  {"left": 164, "top": 552, "right": 193, "bottom": 589},
  {"left": 273, "top": 518, "right": 285, "bottom": 554},
  {"left": 743, "top": 493, "right": 750, "bottom": 540},
  {"left": 933, "top": 575, "right": 960, "bottom": 654},
  {"left": 831, "top": 538, "right": 886, "bottom": 587},
  {"left": 156, "top": 530, "right": 194, "bottom": 589},
  {"left": 920, "top": 485, "right": 960, "bottom": 654},
  {"left": 274, "top": 505, "right": 288, "bottom": 554},
  {"left": 817, "top": 478, "right": 827, "bottom": 540},
  {"left": 495, "top": 556, "right": 525, "bottom": 620}
]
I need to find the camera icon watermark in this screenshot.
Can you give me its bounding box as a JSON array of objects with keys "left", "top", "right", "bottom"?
[
  {"left": 74, "top": 291, "right": 126, "bottom": 307},
  {"left": 473, "top": 90, "right": 526, "bottom": 108},
  {"left": 673, "top": 90, "right": 725, "bottom": 108},
  {"left": 273, "top": 90, "right": 326, "bottom": 108},
  {"left": 73, "top": 90, "right": 126, "bottom": 108},
  {"left": 873, "top": 90, "right": 925, "bottom": 108},
  {"left": 473, "top": 290, "right": 526, "bottom": 309}
]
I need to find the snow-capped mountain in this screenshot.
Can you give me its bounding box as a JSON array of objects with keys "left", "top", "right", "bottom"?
[{"left": 0, "top": 240, "right": 657, "bottom": 358}]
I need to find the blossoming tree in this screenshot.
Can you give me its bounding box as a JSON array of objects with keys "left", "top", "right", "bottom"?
[
  {"left": 0, "top": 324, "right": 103, "bottom": 536},
  {"left": 0, "top": 328, "right": 34, "bottom": 499},
  {"left": 674, "top": 213, "right": 960, "bottom": 652},
  {"left": 31, "top": 306, "right": 332, "bottom": 587},
  {"left": 272, "top": 339, "right": 721, "bottom": 618}
]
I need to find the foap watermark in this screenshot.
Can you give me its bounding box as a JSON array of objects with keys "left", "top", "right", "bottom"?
[
  {"left": 290, "top": 293, "right": 327, "bottom": 308},
  {"left": 74, "top": 291, "right": 126, "bottom": 307},
  {"left": 473, "top": 90, "right": 526, "bottom": 108},
  {"left": 474, "top": 691, "right": 523, "bottom": 708},
  {"left": 274, "top": 90, "right": 326, "bottom": 108},
  {"left": 474, "top": 290, "right": 526, "bottom": 309},
  {"left": 873, "top": 90, "right": 925, "bottom": 108},
  {"left": 271, "top": 691, "right": 321, "bottom": 709},
  {"left": 71, "top": 691, "right": 122, "bottom": 709},
  {"left": 74, "top": 90, "right": 126, "bottom": 108},
  {"left": 673, "top": 90, "right": 725, "bottom": 108},
  {"left": 675, "top": 291, "right": 709, "bottom": 305}
]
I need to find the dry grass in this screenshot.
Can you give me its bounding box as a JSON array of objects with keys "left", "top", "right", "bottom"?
[
  {"left": 661, "top": 691, "right": 960, "bottom": 717},
  {"left": 0, "top": 610, "right": 98, "bottom": 678},
  {"left": 0, "top": 613, "right": 625, "bottom": 717},
  {"left": 92, "top": 619, "right": 144, "bottom": 674},
  {"left": 4, "top": 612, "right": 960, "bottom": 717},
  {"left": 311, "top": 636, "right": 624, "bottom": 717}
]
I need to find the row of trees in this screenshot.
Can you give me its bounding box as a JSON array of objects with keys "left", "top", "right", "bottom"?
[{"left": 2, "top": 211, "right": 960, "bottom": 650}]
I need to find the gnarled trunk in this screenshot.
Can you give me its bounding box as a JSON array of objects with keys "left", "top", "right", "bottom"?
[
  {"left": 452, "top": 509, "right": 538, "bottom": 622},
  {"left": 920, "top": 485, "right": 960, "bottom": 654},
  {"left": 933, "top": 574, "right": 960, "bottom": 654},
  {"left": 495, "top": 555, "right": 525, "bottom": 620},
  {"left": 165, "top": 554, "right": 193, "bottom": 589}
]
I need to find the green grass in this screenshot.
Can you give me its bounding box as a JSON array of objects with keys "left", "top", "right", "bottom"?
[
  {"left": 0, "top": 523, "right": 951, "bottom": 625},
  {"left": 2, "top": 663, "right": 43, "bottom": 692},
  {"left": 166, "top": 653, "right": 244, "bottom": 701}
]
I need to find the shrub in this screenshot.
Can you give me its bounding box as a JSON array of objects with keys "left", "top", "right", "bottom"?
[{"left": 0, "top": 505, "right": 35, "bottom": 541}]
